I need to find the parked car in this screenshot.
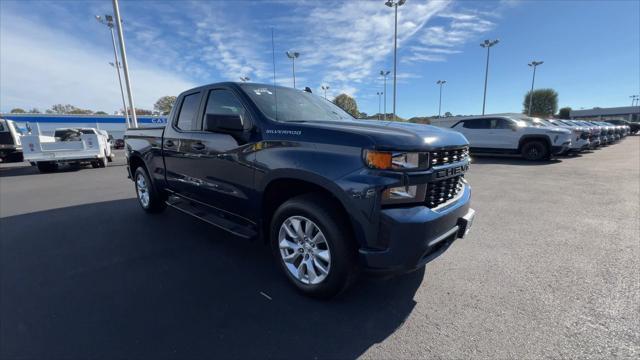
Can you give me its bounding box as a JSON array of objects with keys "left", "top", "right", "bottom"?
[
  {"left": 22, "top": 127, "right": 114, "bottom": 172},
  {"left": 546, "top": 119, "right": 591, "bottom": 153},
  {"left": 441, "top": 115, "right": 572, "bottom": 160},
  {"left": 0, "top": 118, "right": 24, "bottom": 163},
  {"left": 567, "top": 120, "right": 601, "bottom": 148},
  {"left": 124, "top": 82, "right": 476, "bottom": 298},
  {"left": 605, "top": 119, "right": 639, "bottom": 135}
]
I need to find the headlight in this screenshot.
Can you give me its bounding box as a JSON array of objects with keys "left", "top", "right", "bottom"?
[
  {"left": 363, "top": 150, "right": 429, "bottom": 171},
  {"left": 381, "top": 184, "right": 427, "bottom": 205}
]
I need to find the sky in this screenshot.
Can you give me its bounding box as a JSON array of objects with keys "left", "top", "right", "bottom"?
[{"left": 1, "top": 0, "right": 639, "bottom": 118}]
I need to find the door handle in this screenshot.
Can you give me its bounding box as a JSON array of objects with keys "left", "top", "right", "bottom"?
[
  {"left": 165, "top": 139, "right": 175, "bottom": 148},
  {"left": 191, "top": 142, "right": 206, "bottom": 151}
]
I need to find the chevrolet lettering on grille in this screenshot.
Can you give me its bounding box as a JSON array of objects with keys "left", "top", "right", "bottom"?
[{"left": 435, "top": 164, "right": 469, "bottom": 179}]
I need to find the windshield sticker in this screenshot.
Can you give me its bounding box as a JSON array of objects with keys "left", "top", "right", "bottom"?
[{"left": 253, "top": 88, "right": 273, "bottom": 96}]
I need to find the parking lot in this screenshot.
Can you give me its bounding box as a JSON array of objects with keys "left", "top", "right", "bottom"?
[{"left": 1, "top": 139, "right": 638, "bottom": 359}]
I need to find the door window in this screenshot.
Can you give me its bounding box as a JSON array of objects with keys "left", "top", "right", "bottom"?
[
  {"left": 175, "top": 92, "right": 201, "bottom": 131},
  {"left": 491, "top": 118, "right": 513, "bottom": 129},
  {"left": 203, "top": 89, "right": 247, "bottom": 128},
  {"left": 463, "top": 119, "right": 490, "bottom": 129}
]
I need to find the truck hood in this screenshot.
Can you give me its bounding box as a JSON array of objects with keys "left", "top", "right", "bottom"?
[{"left": 298, "top": 119, "right": 469, "bottom": 150}]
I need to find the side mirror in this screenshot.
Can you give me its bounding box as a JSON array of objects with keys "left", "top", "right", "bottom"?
[{"left": 204, "top": 113, "right": 244, "bottom": 132}]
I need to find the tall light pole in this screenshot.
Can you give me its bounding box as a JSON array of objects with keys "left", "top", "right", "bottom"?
[
  {"left": 321, "top": 85, "right": 330, "bottom": 99},
  {"left": 96, "top": 14, "right": 130, "bottom": 127},
  {"left": 631, "top": 95, "right": 639, "bottom": 106},
  {"left": 480, "top": 39, "right": 499, "bottom": 115},
  {"left": 436, "top": 80, "right": 446, "bottom": 117},
  {"left": 376, "top": 91, "right": 383, "bottom": 120},
  {"left": 286, "top": 51, "right": 300, "bottom": 88},
  {"left": 385, "top": 0, "right": 405, "bottom": 121},
  {"left": 239, "top": 76, "right": 250, "bottom": 82},
  {"left": 379, "top": 70, "right": 390, "bottom": 120},
  {"left": 111, "top": 0, "right": 137, "bottom": 127},
  {"left": 527, "top": 60, "right": 544, "bottom": 116}
]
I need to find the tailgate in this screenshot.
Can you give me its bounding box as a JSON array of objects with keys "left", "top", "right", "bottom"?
[{"left": 22, "top": 134, "right": 101, "bottom": 161}]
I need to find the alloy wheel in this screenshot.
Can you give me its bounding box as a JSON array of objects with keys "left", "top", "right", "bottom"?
[
  {"left": 278, "top": 215, "right": 331, "bottom": 285},
  {"left": 136, "top": 173, "right": 150, "bottom": 208}
]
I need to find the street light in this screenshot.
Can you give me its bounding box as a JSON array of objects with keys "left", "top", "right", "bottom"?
[
  {"left": 379, "top": 70, "right": 390, "bottom": 120},
  {"left": 239, "top": 76, "right": 250, "bottom": 82},
  {"left": 321, "top": 85, "right": 330, "bottom": 99},
  {"left": 631, "top": 95, "right": 640, "bottom": 106},
  {"left": 436, "top": 80, "right": 446, "bottom": 117},
  {"left": 285, "top": 51, "right": 300, "bottom": 88},
  {"left": 385, "top": 0, "right": 405, "bottom": 121},
  {"left": 96, "top": 14, "right": 130, "bottom": 126},
  {"left": 376, "top": 91, "right": 383, "bottom": 120},
  {"left": 480, "top": 39, "right": 499, "bottom": 115},
  {"left": 110, "top": 0, "right": 138, "bottom": 127},
  {"left": 527, "top": 60, "right": 544, "bottom": 116}
]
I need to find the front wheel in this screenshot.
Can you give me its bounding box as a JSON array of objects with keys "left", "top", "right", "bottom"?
[
  {"left": 521, "top": 141, "right": 549, "bottom": 161},
  {"left": 271, "top": 194, "right": 357, "bottom": 299},
  {"left": 134, "top": 167, "right": 166, "bottom": 213}
]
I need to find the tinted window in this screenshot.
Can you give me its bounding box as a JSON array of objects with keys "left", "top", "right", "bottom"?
[
  {"left": 0, "top": 122, "right": 6, "bottom": 132},
  {"left": 204, "top": 89, "right": 247, "bottom": 127},
  {"left": 490, "top": 118, "right": 512, "bottom": 129},
  {"left": 463, "top": 119, "right": 490, "bottom": 129},
  {"left": 175, "top": 92, "right": 201, "bottom": 130}
]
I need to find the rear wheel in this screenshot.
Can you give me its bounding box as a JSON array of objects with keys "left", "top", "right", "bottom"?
[
  {"left": 134, "top": 167, "right": 166, "bottom": 213},
  {"left": 521, "top": 140, "right": 549, "bottom": 161},
  {"left": 271, "top": 194, "right": 357, "bottom": 299}
]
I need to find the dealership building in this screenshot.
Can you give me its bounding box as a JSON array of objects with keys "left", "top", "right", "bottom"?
[
  {"left": 570, "top": 106, "right": 640, "bottom": 122},
  {"left": 0, "top": 114, "right": 166, "bottom": 139}
]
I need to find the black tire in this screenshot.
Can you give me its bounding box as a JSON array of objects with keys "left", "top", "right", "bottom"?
[
  {"left": 521, "top": 140, "right": 549, "bottom": 161},
  {"left": 270, "top": 193, "right": 357, "bottom": 299},
  {"left": 133, "top": 166, "right": 166, "bottom": 213},
  {"left": 98, "top": 156, "right": 107, "bottom": 168},
  {"left": 91, "top": 161, "right": 100, "bottom": 168},
  {"left": 36, "top": 162, "right": 58, "bottom": 173}
]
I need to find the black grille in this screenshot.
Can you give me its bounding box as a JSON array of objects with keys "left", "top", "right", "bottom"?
[
  {"left": 430, "top": 147, "right": 469, "bottom": 166},
  {"left": 426, "top": 175, "right": 464, "bottom": 208}
]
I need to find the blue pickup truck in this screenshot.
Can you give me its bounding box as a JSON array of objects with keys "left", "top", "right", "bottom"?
[{"left": 124, "top": 82, "right": 475, "bottom": 298}]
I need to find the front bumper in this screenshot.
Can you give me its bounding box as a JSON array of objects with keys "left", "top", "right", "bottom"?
[
  {"left": 551, "top": 141, "right": 571, "bottom": 155},
  {"left": 359, "top": 184, "right": 474, "bottom": 274}
]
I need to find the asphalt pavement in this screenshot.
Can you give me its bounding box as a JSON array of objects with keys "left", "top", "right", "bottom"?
[{"left": 1, "top": 140, "right": 638, "bottom": 359}]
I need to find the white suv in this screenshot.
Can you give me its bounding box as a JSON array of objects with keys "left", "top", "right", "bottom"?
[{"left": 447, "top": 115, "right": 572, "bottom": 161}]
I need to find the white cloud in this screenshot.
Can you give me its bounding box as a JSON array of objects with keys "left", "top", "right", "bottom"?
[{"left": 0, "top": 15, "right": 195, "bottom": 113}]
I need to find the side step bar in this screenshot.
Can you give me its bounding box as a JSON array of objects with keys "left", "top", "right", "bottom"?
[{"left": 165, "top": 195, "right": 257, "bottom": 239}]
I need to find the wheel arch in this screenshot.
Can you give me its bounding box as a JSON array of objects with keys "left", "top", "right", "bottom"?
[{"left": 518, "top": 134, "right": 551, "bottom": 152}]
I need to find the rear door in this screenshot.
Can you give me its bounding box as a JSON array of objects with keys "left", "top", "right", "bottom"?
[
  {"left": 163, "top": 90, "right": 205, "bottom": 195},
  {"left": 455, "top": 119, "right": 491, "bottom": 148}
]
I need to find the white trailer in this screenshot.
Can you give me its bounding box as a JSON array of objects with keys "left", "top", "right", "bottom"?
[{"left": 21, "top": 128, "right": 114, "bottom": 173}]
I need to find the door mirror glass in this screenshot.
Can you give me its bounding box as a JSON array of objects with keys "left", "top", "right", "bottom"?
[{"left": 204, "top": 113, "right": 244, "bottom": 132}]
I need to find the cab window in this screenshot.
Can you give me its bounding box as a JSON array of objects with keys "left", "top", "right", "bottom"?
[
  {"left": 203, "top": 89, "right": 248, "bottom": 129},
  {"left": 175, "top": 92, "right": 202, "bottom": 131},
  {"left": 463, "top": 119, "right": 490, "bottom": 129}
]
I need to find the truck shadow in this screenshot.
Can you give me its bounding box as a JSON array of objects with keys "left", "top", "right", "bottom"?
[
  {"left": 1, "top": 199, "right": 423, "bottom": 359},
  {"left": 0, "top": 162, "right": 127, "bottom": 178}
]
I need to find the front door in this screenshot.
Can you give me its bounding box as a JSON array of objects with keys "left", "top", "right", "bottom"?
[{"left": 174, "top": 87, "right": 257, "bottom": 224}]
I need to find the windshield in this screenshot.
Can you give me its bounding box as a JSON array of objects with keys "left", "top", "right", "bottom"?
[
  {"left": 510, "top": 115, "right": 549, "bottom": 127},
  {"left": 240, "top": 84, "right": 354, "bottom": 122}
]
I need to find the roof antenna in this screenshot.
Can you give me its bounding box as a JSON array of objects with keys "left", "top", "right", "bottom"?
[{"left": 271, "top": 27, "right": 278, "bottom": 121}]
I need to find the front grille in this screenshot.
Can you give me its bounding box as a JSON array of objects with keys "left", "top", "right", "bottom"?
[
  {"left": 426, "top": 175, "right": 464, "bottom": 209},
  {"left": 430, "top": 147, "right": 469, "bottom": 166}
]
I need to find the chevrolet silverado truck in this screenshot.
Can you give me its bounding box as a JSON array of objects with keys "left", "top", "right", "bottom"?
[{"left": 124, "top": 82, "right": 475, "bottom": 298}]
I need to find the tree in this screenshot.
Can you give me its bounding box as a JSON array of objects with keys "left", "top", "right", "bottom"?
[
  {"left": 558, "top": 107, "right": 572, "bottom": 119},
  {"left": 154, "top": 96, "right": 177, "bottom": 115},
  {"left": 358, "top": 112, "right": 368, "bottom": 119},
  {"left": 332, "top": 93, "right": 359, "bottom": 117},
  {"left": 444, "top": 111, "right": 452, "bottom": 117},
  {"left": 10, "top": 108, "right": 26, "bottom": 113},
  {"left": 28, "top": 108, "right": 41, "bottom": 114},
  {"left": 523, "top": 88, "right": 558, "bottom": 117},
  {"left": 95, "top": 111, "right": 108, "bottom": 115},
  {"left": 68, "top": 108, "right": 93, "bottom": 114}
]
